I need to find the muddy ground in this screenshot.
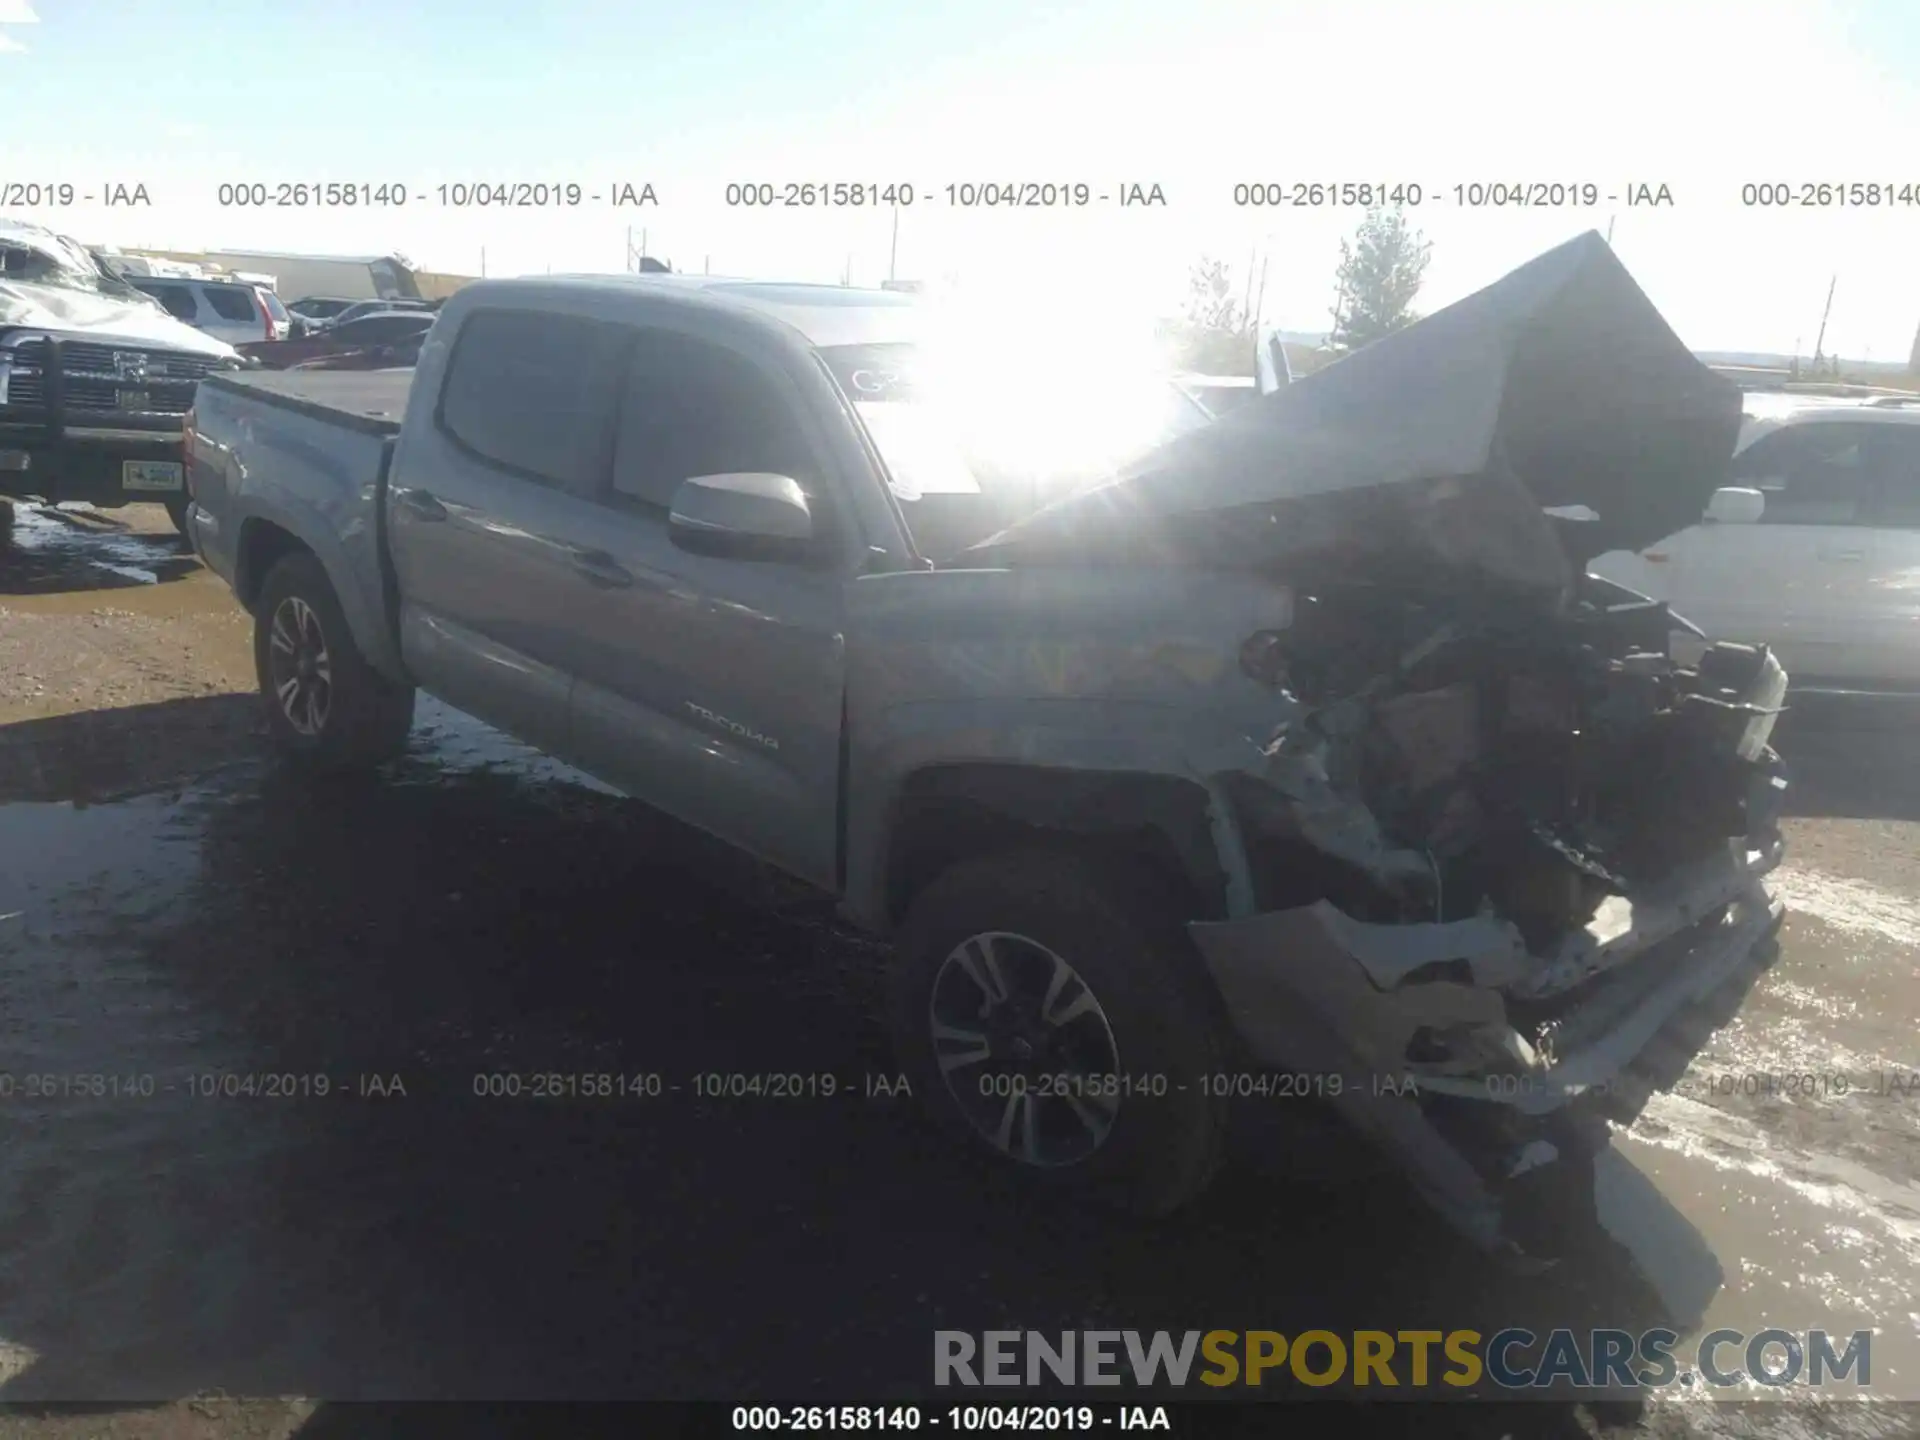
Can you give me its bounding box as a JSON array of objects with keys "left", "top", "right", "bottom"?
[{"left": 2, "top": 501, "right": 1919, "bottom": 1438}]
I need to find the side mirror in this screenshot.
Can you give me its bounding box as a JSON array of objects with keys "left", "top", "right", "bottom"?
[
  {"left": 668, "top": 472, "right": 817, "bottom": 561},
  {"left": 1705, "top": 486, "right": 1765, "bottom": 525}
]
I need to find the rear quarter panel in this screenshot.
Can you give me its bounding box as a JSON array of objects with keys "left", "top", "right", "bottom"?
[{"left": 190, "top": 377, "right": 407, "bottom": 682}]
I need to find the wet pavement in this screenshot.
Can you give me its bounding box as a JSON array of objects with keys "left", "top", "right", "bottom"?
[{"left": 2, "top": 503, "right": 1920, "bottom": 1436}]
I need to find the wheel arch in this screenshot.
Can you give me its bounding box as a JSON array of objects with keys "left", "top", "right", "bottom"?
[
  {"left": 874, "top": 763, "right": 1233, "bottom": 935},
  {"left": 232, "top": 508, "right": 407, "bottom": 686}
]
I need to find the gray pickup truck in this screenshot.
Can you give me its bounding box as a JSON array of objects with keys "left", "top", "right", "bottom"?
[{"left": 184, "top": 232, "right": 1791, "bottom": 1264}]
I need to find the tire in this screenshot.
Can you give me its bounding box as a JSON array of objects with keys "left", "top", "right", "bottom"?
[
  {"left": 253, "top": 550, "right": 415, "bottom": 771},
  {"left": 163, "top": 495, "right": 191, "bottom": 536},
  {"left": 889, "top": 847, "right": 1230, "bottom": 1217}
]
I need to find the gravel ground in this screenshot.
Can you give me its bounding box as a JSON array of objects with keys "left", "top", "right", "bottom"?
[{"left": 2, "top": 501, "right": 1918, "bottom": 1438}]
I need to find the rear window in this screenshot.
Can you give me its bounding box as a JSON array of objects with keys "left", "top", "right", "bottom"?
[
  {"left": 437, "top": 308, "right": 630, "bottom": 497},
  {"left": 200, "top": 285, "right": 258, "bottom": 322},
  {"left": 258, "top": 289, "right": 289, "bottom": 321}
]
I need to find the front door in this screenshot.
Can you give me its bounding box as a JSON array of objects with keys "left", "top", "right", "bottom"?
[{"left": 561, "top": 320, "right": 849, "bottom": 889}]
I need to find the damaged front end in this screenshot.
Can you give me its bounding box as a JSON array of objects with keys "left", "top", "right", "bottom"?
[
  {"left": 1192, "top": 577, "right": 1788, "bottom": 1261},
  {"left": 970, "top": 230, "right": 1786, "bottom": 1259}
]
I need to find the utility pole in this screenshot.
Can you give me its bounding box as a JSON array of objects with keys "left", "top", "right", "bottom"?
[
  {"left": 1813, "top": 274, "right": 1837, "bottom": 365},
  {"left": 480, "top": 247, "right": 486, "bottom": 278},
  {"left": 889, "top": 203, "right": 899, "bottom": 283},
  {"left": 1606, "top": 214, "right": 1615, "bottom": 244},
  {"left": 1250, "top": 251, "right": 1270, "bottom": 378}
]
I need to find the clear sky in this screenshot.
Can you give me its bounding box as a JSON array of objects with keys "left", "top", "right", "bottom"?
[{"left": 4, "top": 0, "right": 1918, "bottom": 358}]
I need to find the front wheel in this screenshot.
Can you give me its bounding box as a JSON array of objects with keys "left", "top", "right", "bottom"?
[
  {"left": 253, "top": 550, "right": 415, "bottom": 771},
  {"left": 888, "top": 848, "right": 1229, "bottom": 1216}
]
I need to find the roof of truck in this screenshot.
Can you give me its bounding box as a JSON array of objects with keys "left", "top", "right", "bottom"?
[{"left": 492, "top": 273, "right": 921, "bottom": 349}]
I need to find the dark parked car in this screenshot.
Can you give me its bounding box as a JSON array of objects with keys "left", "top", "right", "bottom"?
[
  {"left": 238, "top": 312, "right": 434, "bottom": 369},
  {"left": 324, "top": 298, "right": 435, "bottom": 329},
  {"left": 288, "top": 328, "right": 425, "bottom": 371}
]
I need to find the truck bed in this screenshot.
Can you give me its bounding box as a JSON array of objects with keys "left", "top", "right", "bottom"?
[{"left": 201, "top": 368, "right": 411, "bottom": 437}]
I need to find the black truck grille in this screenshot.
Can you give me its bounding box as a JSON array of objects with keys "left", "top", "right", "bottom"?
[
  {"left": 9, "top": 339, "right": 228, "bottom": 381},
  {"left": 3, "top": 336, "right": 230, "bottom": 423}
]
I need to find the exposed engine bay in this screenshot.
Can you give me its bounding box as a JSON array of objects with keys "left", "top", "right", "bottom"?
[
  {"left": 1191, "top": 572, "right": 1788, "bottom": 1259},
  {"left": 1235, "top": 573, "right": 1785, "bottom": 947}
]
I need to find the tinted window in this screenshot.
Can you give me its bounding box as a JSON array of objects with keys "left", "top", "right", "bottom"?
[
  {"left": 335, "top": 314, "right": 430, "bottom": 344},
  {"left": 439, "top": 308, "right": 630, "bottom": 497},
  {"left": 1735, "top": 423, "right": 1876, "bottom": 525},
  {"left": 610, "top": 329, "right": 816, "bottom": 511},
  {"left": 134, "top": 280, "right": 197, "bottom": 321},
  {"left": 201, "top": 285, "right": 258, "bottom": 322}
]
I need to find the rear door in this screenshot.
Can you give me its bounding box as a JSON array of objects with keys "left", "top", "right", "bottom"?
[
  {"left": 561, "top": 318, "right": 849, "bottom": 888},
  {"left": 385, "top": 304, "right": 632, "bottom": 762}
]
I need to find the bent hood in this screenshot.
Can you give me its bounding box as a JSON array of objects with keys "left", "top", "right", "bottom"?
[
  {"left": 0, "top": 219, "right": 237, "bottom": 359},
  {"left": 976, "top": 230, "right": 1741, "bottom": 594}
]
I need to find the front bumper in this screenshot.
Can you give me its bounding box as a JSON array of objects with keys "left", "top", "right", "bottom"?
[
  {"left": 0, "top": 421, "right": 185, "bottom": 505},
  {"left": 0, "top": 331, "right": 207, "bottom": 506},
  {"left": 1189, "top": 836, "right": 1786, "bottom": 1257}
]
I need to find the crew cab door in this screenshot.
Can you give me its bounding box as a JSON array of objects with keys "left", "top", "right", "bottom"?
[
  {"left": 559, "top": 318, "right": 849, "bottom": 889},
  {"left": 1654, "top": 420, "right": 1887, "bottom": 682},
  {"left": 385, "top": 305, "right": 634, "bottom": 762}
]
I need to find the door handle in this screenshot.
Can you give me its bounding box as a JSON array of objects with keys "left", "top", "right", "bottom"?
[
  {"left": 570, "top": 548, "right": 633, "bottom": 588},
  {"left": 396, "top": 489, "right": 448, "bottom": 521}
]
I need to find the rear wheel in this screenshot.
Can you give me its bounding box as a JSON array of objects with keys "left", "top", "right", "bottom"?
[
  {"left": 253, "top": 550, "right": 414, "bottom": 771},
  {"left": 888, "top": 848, "right": 1230, "bottom": 1216}
]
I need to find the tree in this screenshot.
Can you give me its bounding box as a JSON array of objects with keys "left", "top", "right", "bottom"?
[
  {"left": 1328, "top": 208, "right": 1431, "bottom": 353},
  {"left": 1172, "top": 256, "right": 1253, "bottom": 375}
]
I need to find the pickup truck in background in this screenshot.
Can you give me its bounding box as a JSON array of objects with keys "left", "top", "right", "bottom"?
[
  {"left": 1, "top": 218, "right": 243, "bottom": 535},
  {"left": 184, "top": 236, "right": 1791, "bottom": 1265}
]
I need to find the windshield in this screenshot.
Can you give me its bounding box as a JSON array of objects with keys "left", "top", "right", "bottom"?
[{"left": 820, "top": 341, "right": 1211, "bottom": 560}]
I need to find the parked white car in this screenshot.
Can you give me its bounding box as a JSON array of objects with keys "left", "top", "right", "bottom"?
[
  {"left": 1592, "top": 395, "right": 1920, "bottom": 689},
  {"left": 126, "top": 275, "right": 288, "bottom": 345}
]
